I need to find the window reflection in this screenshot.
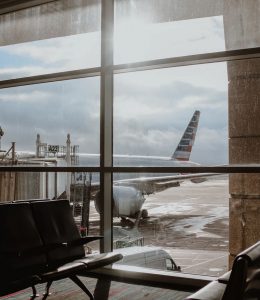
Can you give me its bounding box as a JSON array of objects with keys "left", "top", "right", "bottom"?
[{"left": 115, "top": 0, "right": 225, "bottom": 64}]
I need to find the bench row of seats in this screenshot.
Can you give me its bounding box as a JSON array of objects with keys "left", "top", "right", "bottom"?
[
  {"left": 0, "top": 199, "right": 123, "bottom": 299},
  {"left": 186, "top": 241, "right": 260, "bottom": 300}
]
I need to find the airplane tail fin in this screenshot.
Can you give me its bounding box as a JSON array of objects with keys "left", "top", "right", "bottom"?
[{"left": 171, "top": 110, "right": 200, "bottom": 161}]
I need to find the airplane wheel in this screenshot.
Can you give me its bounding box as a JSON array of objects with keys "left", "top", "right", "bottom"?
[
  {"left": 120, "top": 217, "right": 134, "bottom": 227},
  {"left": 120, "top": 217, "right": 128, "bottom": 227},
  {"left": 141, "top": 209, "right": 148, "bottom": 219}
]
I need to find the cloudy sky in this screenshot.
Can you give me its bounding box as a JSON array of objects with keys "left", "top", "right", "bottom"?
[{"left": 0, "top": 15, "right": 228, "bottom": 165}]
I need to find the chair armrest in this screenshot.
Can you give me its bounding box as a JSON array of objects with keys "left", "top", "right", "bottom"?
[{"left": 218, "top": 271, "right": 231, "bottom": 284}]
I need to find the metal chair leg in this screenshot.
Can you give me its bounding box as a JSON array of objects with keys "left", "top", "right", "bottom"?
[
  {"left": 70, "top": 275, "right": 94, "bottom": 300},
  {"left": 94, "top": 278, "right": 111, "bottom": 300},
  {"left": 30, "top": 285, "right": 39, "bottom": 299},
  {"left": 42, "top": 281, "right": 53, "bottom": 299}
]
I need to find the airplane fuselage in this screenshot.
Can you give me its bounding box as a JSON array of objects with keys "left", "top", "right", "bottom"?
[{"left": 15, "top": 111, "right": 202, "bottom": 220}]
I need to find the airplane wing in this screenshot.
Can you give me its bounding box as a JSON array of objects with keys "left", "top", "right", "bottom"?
[
  {"left": 89, "top": 172, "right": 221, "bottom": 196},
  {"left": 113, "top": 172, "right": 221, "bottom": 194}
]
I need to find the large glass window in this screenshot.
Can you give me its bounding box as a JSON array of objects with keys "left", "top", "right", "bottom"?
[
  {"left": 114, "top": 63, "right": 228, "bottom": 166},
  {"left": 0, "top": 0, "right": 260, "bottom": 284},
  {"left": 0, "top": 33, "right": 101, "bottom": 80},
  {"left": 0, "top": 0, "right": 101, "bottom": 80},
  {"left": 112, "top": 59, "right": 229, "bottom": 275},
  {"left": 112, "top": 172, "right": 228, "bottom": 276},
  {"left": 0, "top": 78, "right": 100, "bottom": 163},
  {"left": 114, "top": 0, "right": 225, "bottom": 64}
]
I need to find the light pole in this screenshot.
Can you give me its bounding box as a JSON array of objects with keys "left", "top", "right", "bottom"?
[{"left": 0, "top": 127, "right": 4, "bottom": 150}]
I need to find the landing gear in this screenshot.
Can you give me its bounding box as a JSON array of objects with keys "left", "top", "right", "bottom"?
[
  {"left": 120, "top": 209, "right": 149, "bottom": 228},
  {"left": 141, "top": 209, "right": 148, "bottom": 219},
  {"left": 120, "top": 217, "right": 134, "bottom": 227},
  {"left": 134, "top": 209, "right": 148, "bottom": 220}
]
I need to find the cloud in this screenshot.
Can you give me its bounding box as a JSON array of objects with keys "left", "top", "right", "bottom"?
[
  {"left": 1, "top": 15, "right": 225, "bottom": 79},
  {"left": 0, "top": 90, "right": 51, "bottom": 103},
  {"left": 114, "top": 78, "right": 227, "bottom": 128},
  {"left": 0, "top": 78, "right": 100, "bottom": 153},
  {"left": 115, "top": 15, "right": 225, "bottom": 64},
  {"left": 114, "top": 123, "right": 228, "bottom": 165},
  {"left": 0, "top": 31, "right": 101, "bottom": 79},
  {"left": 0, "top": 62, "right": 228, "bottom": 164},
  {"left": 0, "top": 66, "right": 52, "bottom": 79},
  {"left": 193, "top": 127, "right": 228, "bottom": 164},
  {"left": 113, "top": 65, "right": 228, "bottom": 164}
]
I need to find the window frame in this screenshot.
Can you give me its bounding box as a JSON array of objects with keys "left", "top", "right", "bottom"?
[{"left": 1, "top": 0, "right": 260, "bottom": 288}]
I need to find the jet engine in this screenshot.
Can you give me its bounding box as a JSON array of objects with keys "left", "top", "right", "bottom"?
[{"left": 95, "top": 185, "right": 146, "bottom": 218}]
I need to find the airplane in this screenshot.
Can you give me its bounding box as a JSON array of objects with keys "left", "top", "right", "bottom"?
[
  {"left": 10, "top": 110, "right": 215, "bottom": 225},
  {"left": 91, "top": 110, "right": 216, "bottom": 224}
]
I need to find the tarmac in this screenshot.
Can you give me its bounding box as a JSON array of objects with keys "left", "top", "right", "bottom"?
[
  {"left": 141, "top": 175, "right": 229, "bottom": 277},
  {"left": 88, "top": 175, "right": 229, "bottom": 278}
]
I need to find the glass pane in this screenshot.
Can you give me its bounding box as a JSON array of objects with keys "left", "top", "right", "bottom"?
[
  {"left": 112, "top": 172, "right": 229, "bottom": 276},
  {"left": 71, "top": 171, "right": 101, "bottom": 252},
  {"left": 0, "top": 0, "right": 101, "bottom": 80},
  {"left": 0, "top": 77, "right": 100, "bottom": 166},
  {"left": 115, "top": 0, "right": 260, "bottom": 64},
  {"left": 114, "top": 62, "right": 228, "bottom": 166},
  {"left": 115, "top": 0, "right": 225, "bottom": 64}
]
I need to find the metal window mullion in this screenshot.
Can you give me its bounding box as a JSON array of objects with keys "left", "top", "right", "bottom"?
[
  {"left": 100, "top": 0, "right": 114, "bottom": 253},
  {"left": 0, "top": 67, "right": 101, "bottom": 90},
  {"left": 1, "top": 48, "right": 260, "bottom": 90},
  {"left": 113, "top": 47, "right": 260, "bottom": 74},
  {"left": 1, "top": 165, "right": 260, "bottom": 173}
]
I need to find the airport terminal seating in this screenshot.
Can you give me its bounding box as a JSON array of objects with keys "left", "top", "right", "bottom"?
[
  {"left": 0, "top": 199, "right": 123, "bottom": 299},
  {"left": 186, "top": 241, "right": 260, "bottom": 300}
]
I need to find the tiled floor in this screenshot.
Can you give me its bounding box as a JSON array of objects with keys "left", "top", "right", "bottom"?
[{"left": 1, "top": 276, "right": 192, "bottom": 300}]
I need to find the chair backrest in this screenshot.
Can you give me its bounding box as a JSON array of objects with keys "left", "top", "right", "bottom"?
[
  {"left": 31, "top": 199, "right": 85, "bottom": 266},
  {"left": 222, "top": 241, "right": 260, "bottom": 300},
  {"left": 242, "top": 241, "right": 260, "bottom": 299},
  {"left": 0, "top": 202, "right": 47, "bottom": 282}
]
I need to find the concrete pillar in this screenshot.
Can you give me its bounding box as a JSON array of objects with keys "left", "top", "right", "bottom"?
[{"left": 223, "top": 1, "right": 260, "bottom": 264}]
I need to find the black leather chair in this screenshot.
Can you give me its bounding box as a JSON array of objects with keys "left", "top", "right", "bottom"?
[
  {"left": 0, "top": 200, "right": 122, "bottom": 299},
  {"left": 234, "top": 242, "right": 260, "bottom": 300},
  {"left": 30, "top": 199, "right": 123, "bottom": 299},
  {"left": 186, "top": 241, "right": 260, "bottom": 300},
  {"left": 0, "top": 202, "right": 45, "bottom": 296}
]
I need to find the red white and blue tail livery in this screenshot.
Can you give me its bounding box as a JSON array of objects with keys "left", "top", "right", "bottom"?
[{"left": 171, "top": 110, "right": 200, "bottom": 161}]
